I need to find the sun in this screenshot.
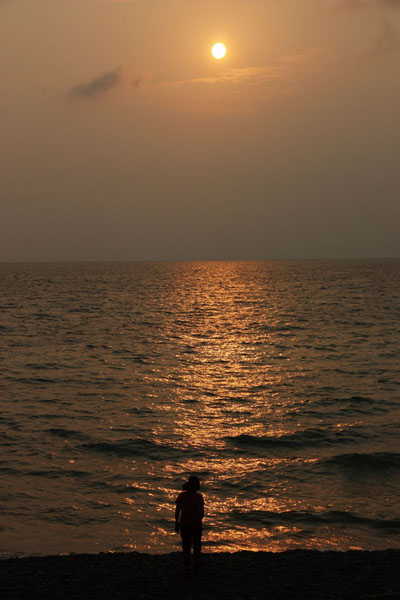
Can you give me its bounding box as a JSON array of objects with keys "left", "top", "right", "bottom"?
[{"left": 211, "top": 43, "right": 226, "bottom": 60}]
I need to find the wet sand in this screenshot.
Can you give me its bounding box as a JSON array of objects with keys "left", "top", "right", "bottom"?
[{"left": 1, "top": 549, "right": 400, "bottom": 600}]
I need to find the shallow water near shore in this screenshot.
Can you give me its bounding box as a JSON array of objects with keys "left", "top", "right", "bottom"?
[{"left": 1, "top": 259, "right": 400, "bottom": 556}]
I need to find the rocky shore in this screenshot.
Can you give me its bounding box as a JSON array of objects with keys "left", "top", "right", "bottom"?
[{"left": 1, "top": 549, "right": 400, "bottom": 600}]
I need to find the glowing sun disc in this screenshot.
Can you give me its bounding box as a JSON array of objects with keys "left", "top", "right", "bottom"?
[{"left": 212, "top": 43, "right": 226, "bottom": 59}]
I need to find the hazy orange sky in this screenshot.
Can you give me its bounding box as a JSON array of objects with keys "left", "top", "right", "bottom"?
[{"left": 1, "top": 0, "right": 399, "bottom": 261}]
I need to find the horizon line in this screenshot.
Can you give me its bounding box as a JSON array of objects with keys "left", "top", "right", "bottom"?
[{"left": 1, "top": 256, "right": 399, "bottom": 265}]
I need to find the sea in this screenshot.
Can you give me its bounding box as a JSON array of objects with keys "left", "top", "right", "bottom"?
[{"left": 1, "top": 259, "right": 400, "bottom": 558}]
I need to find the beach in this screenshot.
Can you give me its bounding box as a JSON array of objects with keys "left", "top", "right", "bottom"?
[{"left": 2, "top": 549, "right": 400, "bottom": 600}]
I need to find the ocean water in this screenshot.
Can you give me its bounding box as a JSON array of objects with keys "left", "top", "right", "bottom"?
[{"left": 1, "top": 259, "right": 400, "bottom": 557}]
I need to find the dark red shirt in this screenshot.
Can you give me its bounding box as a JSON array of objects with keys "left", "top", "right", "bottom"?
[{"left": 176, "top": 491, "right": 204, "bottom": 526}]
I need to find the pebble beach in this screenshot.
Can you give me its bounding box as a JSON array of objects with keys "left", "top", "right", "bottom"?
[{"left": 2, "top": 549, "right": 400, "bottom": 600}]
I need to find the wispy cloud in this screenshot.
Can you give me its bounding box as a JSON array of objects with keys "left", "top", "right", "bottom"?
[
  {"left": 69, "top": 68, "right": 121, "bottom": 100},
  {"left": 161, "top": 66, "right": 281, "bottom": 89},
  {"left": 147, "top": 50, "right": 323, "bottom": 114},
  {"left": 73, "top": 0, "right": 136, "bottom": 3},
  {"left": 371, "top": 20, "right": 400, "bottom": 54},
  {"left": 159, "top": 51, "right": 320, "bottom": 92},
  {"left": 378, "top": 0, "right": 400, "bottom": 6},
  {"left": 132, "top": 72, "right": 153, "bottom": 89},
  {"left": 332, "top": 0, "right": 400, "bottom": 7}
]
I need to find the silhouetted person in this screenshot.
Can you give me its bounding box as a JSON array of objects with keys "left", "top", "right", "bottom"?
[{"left": 175, "top": 475, "right": 204, "bottom": 570}]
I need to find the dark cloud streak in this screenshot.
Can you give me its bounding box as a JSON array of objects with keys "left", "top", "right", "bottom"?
[{"left": 69, "top": 68, "right": 121, "bottom": 100}]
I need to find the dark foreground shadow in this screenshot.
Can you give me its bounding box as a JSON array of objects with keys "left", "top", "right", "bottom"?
[{"left": 2, "top": 549, "right": 400, "bottom": 600}]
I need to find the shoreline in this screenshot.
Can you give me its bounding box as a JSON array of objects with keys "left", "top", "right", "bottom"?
[{"left": 2, "top": 549, "right": 400, "bottom": 600}]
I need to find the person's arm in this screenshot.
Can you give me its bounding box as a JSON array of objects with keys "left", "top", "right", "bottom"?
[
  {"left": 199, "top": 494, "right": 204, "bottom": 521},
  {"left": 175, "top": 498, "right": 181, "bottom": 533}
]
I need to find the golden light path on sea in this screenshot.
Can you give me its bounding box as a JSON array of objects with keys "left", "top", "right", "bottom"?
[{"left": 117, "top": 263, "right": 366, "bottom": 553}]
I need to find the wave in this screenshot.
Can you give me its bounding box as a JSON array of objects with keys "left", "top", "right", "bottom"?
[
  {"left": 86, "top": 480, "right": 143, "bottom": 494},
  {"left": 320, "top": 452, "right": 400, "bottom": 472},
  {"left": 25, "top": 468, "right": 89, "bottom": 479},
  {"left": 32, "top": 313, "right": 58, "bottom": 320},
  {"left": 0, "top": 467, "right": 20, "bottom": 475},
  {"left": 224, "top": 426, "right": 371, "bottom": 451},
  {"left": 36, "top": 508, "right": 110, "bottom": 526},
  {"left": 80, "top": 438, "right": 182, "bottom": 458},
  {"left": 231, "top": 509, "right": 400, "bottom": 532},
  {"left": 311, "top": 395, "right": 376, "bottom": 407},
  {"left": 346, "top": 396, "right": 375, "bottom": 403},
  {"left": 45, "top": 428, "right": 90, "bottom": 441},
  {"left": 127, "top": 407, "right": 154, "bottom": 414},
  {"left": 257, "top": 324, "right": 306, "bottom": 332},
  {"left": 12, "top": 377, "right": 56, "bottom": 384}
]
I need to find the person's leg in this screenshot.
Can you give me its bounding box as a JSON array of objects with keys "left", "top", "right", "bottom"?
[
  {"left": 193, "top": 525, "right": 202, "bottom": 565},
  {"left": 180, "top": 525, "right": 191, "bottom": 568}
]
